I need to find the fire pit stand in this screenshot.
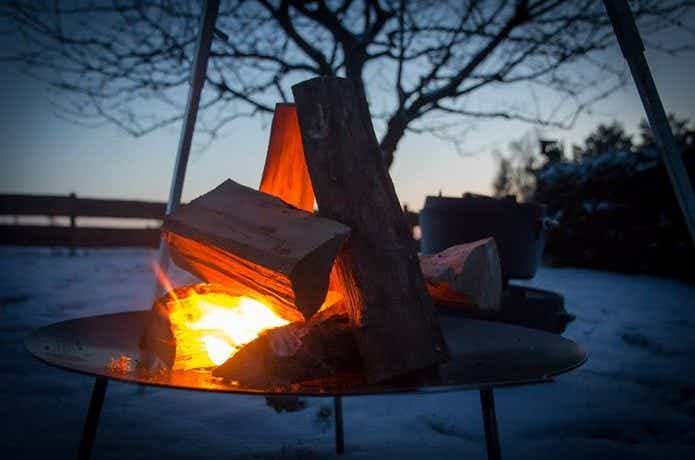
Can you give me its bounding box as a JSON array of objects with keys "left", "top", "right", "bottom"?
[{"left": 26, "top": 310, "right": 586, "bottom": 460}]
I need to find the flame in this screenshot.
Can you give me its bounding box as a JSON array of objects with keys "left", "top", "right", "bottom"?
[
  {"left": 201, "top": 336, "right": 235, "bottom": 366},
  {"left": 186, "top": 296, "right": 290, "bottom": 366},
  {"left": 152, "top": 280, "right": 293, "bottom": 370},
  {"left": 151, "top": 259, "right": 179, "bottom": 303},
  {"left": 149, "top": 263, "right": 313, "bottom": 369}
]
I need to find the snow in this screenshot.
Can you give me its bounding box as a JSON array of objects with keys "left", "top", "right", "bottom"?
[
  {"left": 1, "top": 247, "right": 694, "bottom": 459},
  {"left": 536, "top": 148, "right": 668, "bottom": 189}
]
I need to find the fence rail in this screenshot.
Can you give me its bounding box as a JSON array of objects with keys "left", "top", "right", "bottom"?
[
  {"left": 0, "top": 193, "right": 167, "bottom": 248},
  {"left": 0, "top": 194, "right": 166, "bottom": 219},
  {"left": 0, "top": 193, "right": 421, "bottom": 249}
]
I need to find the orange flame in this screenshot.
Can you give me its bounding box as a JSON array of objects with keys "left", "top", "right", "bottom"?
[
  {"left": 151, "top": 279, "right": 293, "bottom": 370},
  {"left": 151, "top": 260, "right": 179, "bottom": 304},
  {"left": 182, "top": 295, "right": 289, "bottom": 366}
]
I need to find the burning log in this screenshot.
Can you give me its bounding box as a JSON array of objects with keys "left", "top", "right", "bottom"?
[
  {"left": 420, "top": 238, "right": 502, "bottom": 311},
  {"left": 162, "top": 179, "right": 350, "bottom": 319},
  {"left": 292, "top": 76, "right": 449, "bottom": 383},
  {"left": 212, "top": 313, "right": 362, "bottom": 386}
]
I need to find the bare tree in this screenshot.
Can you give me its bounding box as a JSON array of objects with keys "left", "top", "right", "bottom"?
[
  {"left": 2, "top": 0, "right": 693, "bottom": 168},
  {"left": 491, "top": 130, "right": 544, "bottom": 200}
]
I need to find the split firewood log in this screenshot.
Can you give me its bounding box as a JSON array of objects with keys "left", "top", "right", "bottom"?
[
  {"left": 162, "top": 179, "right": 350, "bottom": 319},
  {"left": 420, "top": 238, "right": 502, "bottom": 311},
  {"left": 212, "top": 314, "right": 362, "bottom": 386},
  {"left": 259, "top": 103, "right": 315, "bottom": 212}
]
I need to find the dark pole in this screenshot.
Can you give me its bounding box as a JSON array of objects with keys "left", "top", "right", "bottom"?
[
  {"left": 77, "top": 378, "right": 108, "bottom": 460},
  {"left": 334, "top": 396, "right": 345, "bottom": 454},
  {"left": 603, "top": 0, "right": 695, "bottom": 244},
  {"left": 69, "top": 192, "right": 77, "bottom": 256},
  {"left": 480, "top": 387, "right": 502, "bottom": 460},
  {"left": 153, "top": 0, "right": 221, "bottom": 296}
]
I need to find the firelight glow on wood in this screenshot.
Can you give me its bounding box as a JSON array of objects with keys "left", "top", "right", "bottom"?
[
  {"left": 165, "top": 290, "right": 292, "bottom": 370},
  {"left": 145, "top": 266, "right": 300, "bottom": 371}
]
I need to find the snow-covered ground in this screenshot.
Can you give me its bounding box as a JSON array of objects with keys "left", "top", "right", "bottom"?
[{"left": 1, "top": 247, "right": 694, "bottom": 459}]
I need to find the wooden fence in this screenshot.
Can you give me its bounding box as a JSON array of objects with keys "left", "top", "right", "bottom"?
[
  {"left": 0, "top": 194, "right": 166, "bottom": 248},
  {"left": 0, "top": 193, "right": 422, "bottom": 249}
]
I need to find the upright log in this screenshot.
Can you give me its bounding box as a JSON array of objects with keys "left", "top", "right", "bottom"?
[
  {"left": 292, "top": 77, "right": 449, "bottom": 383},
  {"left": 259, "top": 103, "right": 315, "bottom": 212}
]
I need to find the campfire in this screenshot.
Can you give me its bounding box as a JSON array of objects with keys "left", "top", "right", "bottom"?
[
  {"left": 147, "top": 283, "right": 294, "bottom": 370},
  {"left": 140, "top": 77, "right": 502, "bottom": 387}
]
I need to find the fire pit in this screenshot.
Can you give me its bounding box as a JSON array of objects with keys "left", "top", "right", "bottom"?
[
  {"left": 26, "top": 309, "right": 585, "bottom": 459},
  {"left": 27, "top": 77, "right": 586, "bottom": 460}
]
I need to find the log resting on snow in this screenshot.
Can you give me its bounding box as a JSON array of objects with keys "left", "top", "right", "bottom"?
[
  {"left": 162, "top": 179, "right": 350, "bottom": 319},
  {"left": 292, "top": 76, "right": 449, "bottom": 383}
]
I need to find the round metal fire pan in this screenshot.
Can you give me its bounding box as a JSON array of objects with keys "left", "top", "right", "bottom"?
[{"left": 26, "top": 311, "right": 586, "bottom": 397}]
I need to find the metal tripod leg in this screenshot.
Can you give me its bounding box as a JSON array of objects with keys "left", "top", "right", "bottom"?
[
  {"left": 77, "top": 378, "right": 108, "bottom": 460},
  {"left": 334, "top": 396, "right": 344, "bottom": 454},
  {"left": 479, "top": 387, "right": 501, "bottom": 460}
]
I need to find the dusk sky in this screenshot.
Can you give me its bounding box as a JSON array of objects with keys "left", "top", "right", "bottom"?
[{"left": 1, "top": 20, "right": 694, "bottom": 211}]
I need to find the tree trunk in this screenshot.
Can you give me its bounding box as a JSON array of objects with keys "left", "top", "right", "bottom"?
[{"left": 379, "top": 111, "right": 409, "bottom": 169}]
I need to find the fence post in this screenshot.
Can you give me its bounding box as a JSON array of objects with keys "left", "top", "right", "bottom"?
[{"left": 69, "top": 192, "right": 77, "bottom": 255}]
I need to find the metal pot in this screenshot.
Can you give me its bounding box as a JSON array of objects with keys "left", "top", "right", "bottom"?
[{"left": 419, "top": 194, "right": 547, "bottom": 280}]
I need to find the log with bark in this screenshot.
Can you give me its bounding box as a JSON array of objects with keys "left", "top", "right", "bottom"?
[
  {"left": 161, "top": 179, "right": 350, "bottom": 319},
  {"left": 421, "top": 238, "right": 502, "bottom": 311},
  {"left": 292, "top": 76, "right": 450, "bottom": 383}
]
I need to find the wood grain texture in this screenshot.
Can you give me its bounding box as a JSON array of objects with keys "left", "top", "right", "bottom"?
[
  {"left": 292, "top": 76, "right": 449, "bottom": 383},
  {"left": 162, "top": 179, "right": 350, "bottom": 319},
  {"left": 259, "top": 103, "right": 315, "bottom": 212},
  {"left": 256, "top": 103, "right": 347, "bottom": 318},
  {"left": 420, "top": 238, "right": 502, "bottom": 311}
]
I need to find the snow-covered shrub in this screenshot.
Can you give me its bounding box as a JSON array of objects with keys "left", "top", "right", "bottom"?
[{"left": 534, "top": 145, "right": 694, "bottom": 279}]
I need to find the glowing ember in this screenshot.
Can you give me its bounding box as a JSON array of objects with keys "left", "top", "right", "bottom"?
[{"left": 108, "top": 355, "right": 133, "bottom": 374}]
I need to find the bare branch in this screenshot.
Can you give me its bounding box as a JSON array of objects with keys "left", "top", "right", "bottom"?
[{"left": 2, "top": 0, "right": 693, "bottom": 165}]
